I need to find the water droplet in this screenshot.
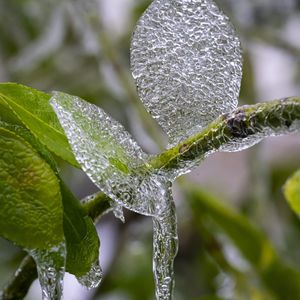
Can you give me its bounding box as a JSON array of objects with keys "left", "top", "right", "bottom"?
[
  {"left": 77, "top": 261, "right": 103, "bottom": 289},
  {"left": 111, "top": 202, "right": 125, "bottom": 223},
  {"left": 29, "top": 242, "right": 66, "bottom": 300}
]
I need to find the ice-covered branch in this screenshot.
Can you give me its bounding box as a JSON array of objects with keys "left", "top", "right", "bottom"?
[{"left": 148, "top": 97, "right": 300, "bottom": 176}]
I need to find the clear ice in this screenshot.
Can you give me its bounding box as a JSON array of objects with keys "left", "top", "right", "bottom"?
[
  {"left": 77, "top": 261, "right": 103, "bottom": 289},
  {"left": 29, "top": 242, "right": 66, "bottom": 300},
  {"left": 130, "top": 0, "right": 243, "bottom": 147},
  {"left": 50, "top": 92, "right": 170, "bottom": 217},
  {"left": 152, "top": 188, "right": 178, "bottom": 300},
  {"left": 50, "top": 0, "right": 245, "bottom": 299}
]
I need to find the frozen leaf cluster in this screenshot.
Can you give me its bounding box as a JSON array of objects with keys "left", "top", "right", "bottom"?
[{"left": 50, "top": 0, "right": 244, "bottom": 299}]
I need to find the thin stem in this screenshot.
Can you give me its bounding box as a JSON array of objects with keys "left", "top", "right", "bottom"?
[
  {"left": 152, "top": 188, "right": 178, "bottom": 300},
  {"left": 0, "top": 255, "right": 37, "bottom": 300}
]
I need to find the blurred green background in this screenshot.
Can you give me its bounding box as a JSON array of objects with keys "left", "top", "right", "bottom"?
[{"left": 1, "top": 0, "right": 300, "bottom": 299}]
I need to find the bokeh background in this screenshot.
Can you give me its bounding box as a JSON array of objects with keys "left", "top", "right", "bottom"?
[{"left": 1, "top": 0, "right": 300, "bottom": 299}]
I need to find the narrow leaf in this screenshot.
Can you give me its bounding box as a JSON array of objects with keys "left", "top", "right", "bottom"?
[
  {"left": 59, "top": 182, "right": 100, "bottom": 277},
  {"left": 186, "top": 186, "right": 300, "bottom": 300}
]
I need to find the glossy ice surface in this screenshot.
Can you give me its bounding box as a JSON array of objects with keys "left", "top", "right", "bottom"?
[{"left": 131, "top": 0, "right": 242, "bottom": 146}]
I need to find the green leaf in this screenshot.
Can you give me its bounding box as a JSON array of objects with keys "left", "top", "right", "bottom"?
[
  {"left": 186, "top": 186, "right": 300, "bottom": 300},
  {"left": 284, "top": 169, "right": 300, "bottom": 215},
  {"left": 0, "top": 127, "right": 64, "bottom": 249},
  {"left": 0, "top": 120, "right": 58, "bottom": 172},
  {"left": 0, "top": 121, "right": 100, "bottom": 276},
  {"left": 0, "top": 83, "right": 79, "bottom": 167},
  {"left": 60, "top": 182, "right": 100, "bottom": 277}
]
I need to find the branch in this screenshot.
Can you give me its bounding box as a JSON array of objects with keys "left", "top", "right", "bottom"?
[{"left": 147, "top": 97, "right": 300, "bottom": 175}]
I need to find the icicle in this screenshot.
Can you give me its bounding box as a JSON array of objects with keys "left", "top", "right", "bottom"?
[
  {"left": 111, "top": 201, "right": 125, "bottom": 223},
  {"left": 152, "top": 187, "right": 178, "bottom": 300},
  {"left": 77, "top": 261, "right": 103, "bottom": 289},
  {"left": 29, "top": 242, "right": 66, "bottom": 300}
]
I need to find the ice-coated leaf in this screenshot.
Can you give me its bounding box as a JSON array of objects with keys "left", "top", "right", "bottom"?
[
  {"left": 0, "top": 127, "right": 64, "bottom": 249},
  {"left": 50, "top": 92, "right": 169, "bottom": 216},
  {"left": 0, "top": 83, "right": 79, "bottom": 167},
  {"left": 131, "top": 0, "right": 242, "bottom": 146}
]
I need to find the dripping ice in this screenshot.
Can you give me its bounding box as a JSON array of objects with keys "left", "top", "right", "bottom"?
[
  {"left": 29, "top": 242, "right": 66, "bottom": 300},
  {"left": 77, "top": 261, "right": 103, "bottom": 289}
]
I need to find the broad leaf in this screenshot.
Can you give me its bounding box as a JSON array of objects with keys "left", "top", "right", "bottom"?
[
  {"left": 0, "top": 83, "right": 78, "bottom": 167},
  {"left": 0, "top": 121, "right": 100, "bottom": 278},
  {"left": 0, "top": 120, "right": 58, "bottom": 172},
  {"left": 0, "top": 127, "right": 64, "bottom": 249}
]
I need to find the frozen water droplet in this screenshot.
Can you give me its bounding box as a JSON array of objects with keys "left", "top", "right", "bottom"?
[
  {"left": 152, "top": 188, "right": 178, "bottom": 300},
  {"left": 29, "top": 242, "right": 66, "bottom": 300},
  {"left": 111, "top": 201, "right": 125, "bottom": 223},
  {"left": 77, "top": 261, "right": 103, "bottom": 289},
  {"left": 131, "top": 0, "right": 242, "bottom": 146}
]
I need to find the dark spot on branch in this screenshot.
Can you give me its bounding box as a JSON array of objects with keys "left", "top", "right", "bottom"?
[
  {"left": 179, "top": 143, "right": 189, "bottom": 154},
  {"left": 285, "top": 120, "right": 292, "bottom": 128},
  {"left": 226, "top": 109, "right": 253, "bottom": 138}
]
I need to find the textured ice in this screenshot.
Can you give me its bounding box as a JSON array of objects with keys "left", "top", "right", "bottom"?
[
  {"left": 50, "top": 92, "right": 170, "bottom": 217},
  {"left": 77, "top": 261, "right": 103, "bottom": 289},
  {"left": 29, "top": 242, "right": 66, "bottom": 300},
  {"left": 131, "top": 0, "right": 242, "bottom": 146}
]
